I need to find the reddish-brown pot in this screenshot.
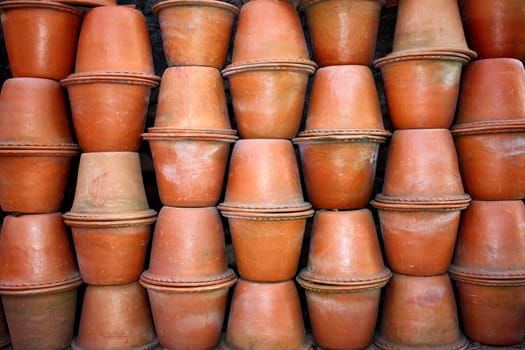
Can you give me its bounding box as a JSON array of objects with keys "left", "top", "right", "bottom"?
[
  {"left": 221, "top": 279, "right": 312, "bottom": 350},
  {"left": 61, "top": 72, "right": 159, "bottom": 152},
  {"left": 0, "top": 302, "right": 10, "bottom": 348},
  {"left": 0, "top": 0, "right": 83, "bottom": 80},
  {"left": 72, "top": 282, "right": 159, "bottom": 350},
  {"left": 374, "top": 51, "right": 469, "bottom": 129},
  {"left": 375, "top": 273, "right": 468, "bottom": 350},
  {"left": 299, "top": 0, "right": 385, "bottom": 66},
  {"left": 143, "top": 131, "right": 236, "bottom": 207},
  {"left": 65, "top": 217, "right": 155, "bottom": 285},
  {"left": 0, "top": 78, "right": 74, "bottom": 145},
  {"left": 75, "top": 5, "right": 155, "bottom": 75},
  {"left": 222, "top": 62, "right": 316, "bottom": 139},
  {"left": 0, "top": 146, "right": 79, "bottom": 213},
  {"left": 459, "top": 0, "right": 525, "bottom": 61},
  {"left": 153, "top": 0, "right": 238, "bottom": 69},
  {"left": 140, "top": 277, "right": 236, "bottom": 350}
]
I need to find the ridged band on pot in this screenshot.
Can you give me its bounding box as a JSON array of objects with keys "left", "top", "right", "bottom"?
[
  {"left": 153, "top": 0, "right": 239, "bottom": 69},
  {"left": 222, "top": 59, "right": 317, "bottom": 139}
]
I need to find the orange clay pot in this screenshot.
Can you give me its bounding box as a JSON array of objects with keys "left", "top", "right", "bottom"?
[
  {"left": 61, "top": 72, "right": 159, "bottom": 152},
  {"left": 299, "top": 0, "right": 385, "bottom": 66},
  {"left": 72, "top": 282, "right": 159, "bottom": 350},
  {"left": 459, "top": 0, "right": 525, "bottom": 61},
  {"left": 374, "top": 51, "right": 469, "bottom": 129},
  {"left": 143, "top": 131, "right": 236, "bottom": 207},
  {"left": 0, "top": 0, "right": 83, "bottom": 80},
  {"left": 375, "top": 273, "right": 468, "bottom": 350},
  {"left": 153, "top": 0, "right": 238, "bottom": 69},
  {"left": 153, "top": 66, "right": 232, "bottom": 130},
  {"left": 220, "top": 279, "right": 312, "bottom": 350}
]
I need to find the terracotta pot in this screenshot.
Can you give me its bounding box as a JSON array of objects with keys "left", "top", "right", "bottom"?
[
  {"left": 222, "top": 62, "right": 316, "bottom": 139},
  {"left": 392, "top": 0, "right": 476, "bottom": 58},
  {"left": 0, "top": 0, "right": 83, "bottom": 80},
  {"left": 221, "top": 279, "right": 312, "bottom": 350},
  {"left": 219, "top": 139, "right": 311, "bottom": 212},
  {"left": 65, "top": 217, "right": 156, "bottom": 285},
  {"left": 299, "top": 0, "right": 385, "bottom": 66},
  {"left": 0, "top": 302, "right": 10, "bottom": 348},
  {"left": 75, "top": 5, "right": 155, "bottom": 74},
  {"left": 1, "top": 281, "right": 81, "bottom": 350},
  {"left": 220, "top": 209, "right": 313, "bottom": 283},
  {"left": 375, "top": 273, "right": 468, "bottom": 350},
  {"left": 459, "top": 0, "right": 525, "bottom": 61},
  {"left": 153, "top": 0, "right": 238, "bottom": 69},
  {"left": 0, "top": 213, "right": 80, "bottom": 290},
  {"left": 143, "top": 131, "right": 236, "bottom": 207},
  {"left": 374, "top": 51, "right": 469, "bottom": 129},
  {"left": 455, "top": 58, "right": 525, "bottom": 124},
  {"left": 141, "top": 206, "right": 235, "bottom": 286},
  {"left": 0, "top": 78, "right": 74, "bottom": 144},
  {"left": 0, "top": 146, "right": 79, "bottom": 213},
  {"left": 64, "top": 152, "right": 155, "bottom": 220},
  {"left": 72, "top": 282, "right": 159, "bottom": 350},
  {"left": 231, "top": 0, "right": 310, "bottom": 63},
  {"left": 140, "top": 277, "right": 236, "bottom": 350},
  {"left": 61, "top": 72, "right": 160, "bottom": 152},
  {"left": 153, "top": 66, "right": 232, "bottom": 130}
]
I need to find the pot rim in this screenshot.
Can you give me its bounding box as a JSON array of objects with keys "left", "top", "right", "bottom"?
[
  {"left": 298, "top": 0, "right": 386, "bottom": 11},
  {"left": 297, "top": 128, "right": 391, "bottom": 138},
  {"left": 57, "top": 0, "right": 116, "bottom": 7},
  {"left": 152, "top": 0, "right": 240, "bottom": 15},
  {"left": 293, "top": 133, "right": 389, "bottom": 144},
  {"left": 449, "top": 265, "right": 525, "bottom": 285},
  {"left": 61, "top": 71, "right": 160, "bottom": 87},
  {"left": 0, "top": 143, "right": 80, "bottom": 156},
  {"left": 298, "top": 268, "right": 392, "bottom": 289},
  {"left": 139, "top": 274, "right": 237, "bottom": 293},
  {"left": 451, "top": 120, "right": 525, "bottom": 136},
  {"left": 63, "top": 215, "right": 157, "bottom": 228},
  {"left": 373, "top": 49, "right": 472, "bottom": 68},
  {"left": 71, "top": 336, "right": 160, "bottom": 350},
  {"left": 374, "top": 333, "right": 469, "bottom": 350},
  {"left": 371, "top": 193, "right": 471, "bottom": 211},
  {"left": 0, "top": 272, "right": 82, "bottom": 292},
  {"left": 147, "top": 127, "right": 237, "bottom": 135},
  {"left": 143, "top": 131, "right": 237, "bottom": 142},
  {"left": 0, "top": 0, "right": 84, "bottom": 15},
  {"left": 218, "top": 202, "right": 313, "bottom": 214},
  {"left": 0, "top": 276, "right": 82, "bottom": 296},
  {"left": 140, "top": 268, "right": 237, "bottom": 288},
  {"left": 218, "top": 336, "right": 314, "bottom": 350},
  {"left": 63, "top": 209, "right": 157, "bottom": 223},
  {"left": 222, "top": 58, "right": 317, "bottom": 77},
  {"left": 218, "top": 208, "right": 315, "bottom": 220}
]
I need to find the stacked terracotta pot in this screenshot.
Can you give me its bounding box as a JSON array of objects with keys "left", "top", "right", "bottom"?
[
  {"left": 139, "top": 1, "right": 239, "bottom": 349},
  {"left": 59, "top": 6, "right": 160, "bottom": 349},
  {"left": 448, "top": 4, "right": 525, "bottom": 345},
  {"left": 371, "top": 0, "right": 476, "bottom": 349}
]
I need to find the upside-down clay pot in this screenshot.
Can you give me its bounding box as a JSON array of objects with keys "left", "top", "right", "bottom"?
[
  {"left": 374, "top": 51, "right": 470, "bottom": 129},
  {"left": 375, "top": 274, "right": 468, "bottom": 350},
  {"left": 299, "top": 0, "right": 385, "bottom": 66},
  {"left": 0, "top": 302, "right": 10, "bottom": 347},
  {"left": 220, "top": 279, "right": 312, "bottom": 350},
  {"left": 459, "top": 0, "right": 525, "bottom": 61},
  {"left": 0, "top": 0, "right": 83, "bottom": 80},
  {"left": 153, "top": 66, "right": 232, "bottom": 130},
  {"left": 143, "top": 131, "right": 236, "bottom": 207},
  {"left": 72, "top": 283, "right": 159, "bottom": 350},
  {"left": 61, "top": 72, "right": 160, "bottom": 152},
  {"left": 140, "top": 278, "right": 236, "bottom": 350},
  {"left": 153, "top": 0, "right": 238, "bottom": 69}
]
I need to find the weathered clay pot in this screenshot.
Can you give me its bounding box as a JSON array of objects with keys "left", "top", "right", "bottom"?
[
  {"left": 219, "top": 139, "right": 311, "bottom": 212},
  {"left": 153, "top": 66, "right": 232, "bottom": 130},
  {"left": 392, "top": 0, "right": 476, "bottom": 58},
  {"left": 220, "top": 209, "right": 314, "bottom": 283},
  {"left": 153, "top": 0, "right": 238, "bottom": 69},
  {"left": 64, "top": 152, "right": 155, "bottom": 220},
  {"left": 72, "top": 282, "right": 159, "bottom": 350},
  {"left": 64, "top": 217, "right": 156, "bottom": 285},
  {"left": 0, "top": 78, "right": 74, "bottom": 144},
  {"left": 0, "top": 0, "right": 83, "bottom": 80},
  {"left": 299, "top": 0, "right": 385, "bottom": 66},
  {"left": 140, "top": 277, "right": 236, "bottom": 350},
  {"left": 141, "top": 206, "right": 235, "bottom": 286},
  {"left": 0, "top": 146, "right": 79, "bottom": 213},
  {"left": 459, "top": 0, "right": 525, "bottom": 61},
  {"left": 375, "top": 273, "right": 468, "bottom": 350},
  {"left": 143, "top": 131, "right": 236, "bottom": 207},
  {"left": 222, "top": 62, "right": 316, "bottom": 138},
  {"left": 220, "top": 279, "right": 312, "bottom": 350},
  {"left": 75, "top": 5, "right": 155, "bottom": 74},
  {"left": 374, "top": 51, "right": 470, "bottom": 129},
  {"left": 61, "top": 72, "right": 160, "bottom": 152},
  {"left": 0, "top": 302, "right": 10, "bottom": 348}
]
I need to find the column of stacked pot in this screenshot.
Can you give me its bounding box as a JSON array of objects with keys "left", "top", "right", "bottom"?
[
  {"left": 370, "top": 0, "right": 476, "bottom": 349},
  {"left": 138, "top": 1, "right": 240, "bottom": 349},
  {"left": 448, "top": 3, "right": 525, "bottom": 345},
  {"left": 60, "top": 6, "right": 160, "bottom": 349},
  {"left": 0, "top": 1, "right": 84, "bottom": 348},
  {"left": 216, "top": 1, "right": 317, "bottom": 349}
]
